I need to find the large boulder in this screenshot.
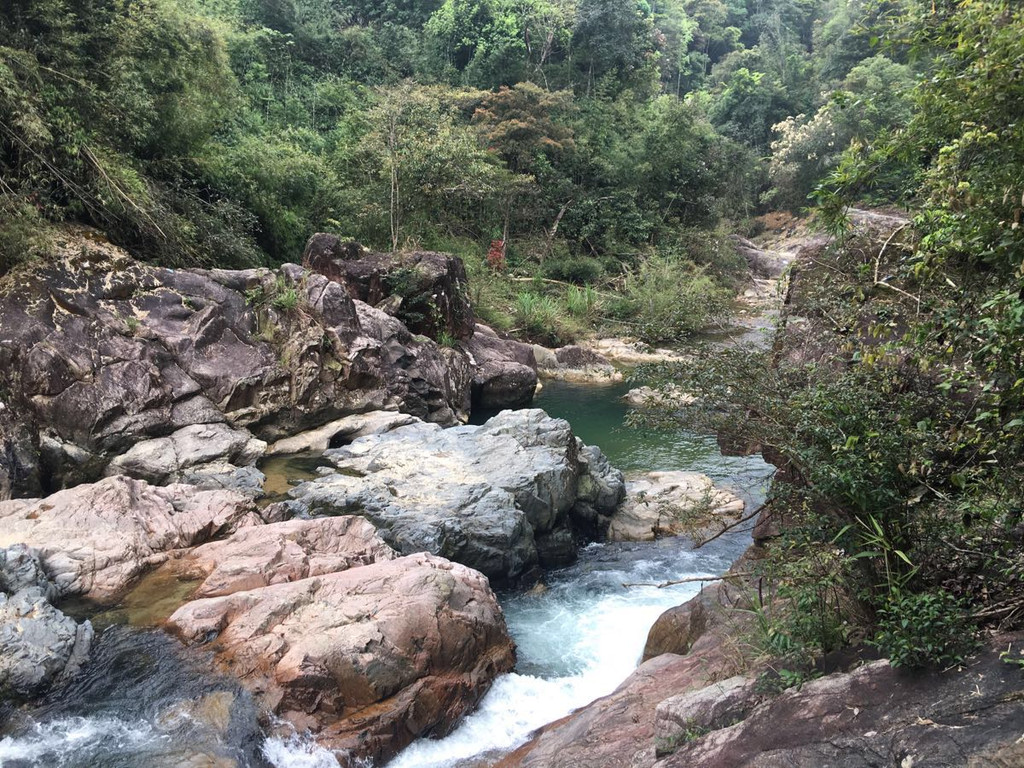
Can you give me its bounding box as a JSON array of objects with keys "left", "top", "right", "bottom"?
[
  {"left": 303, "top": 234, "right": 475, "bottom": 341},
  {"left": 464, "top": 324, "right": 538, "bottom": 410},
  {"left": 0, "top": 475, "right": 258, "bottom": 602},
  {"left": 354, "top": 300, "right": 472, "bottom": 424},
  {"left": 104, "top": 423, "right": 266, "bottom": 485},
  {"left": 0, "top": 544, "right": 93, "bottom": 698},
  {"left": 0, "top": 586, "right": 94, "bottom": 697},
  {"left": 534, "top": 345, "right": 622, "bottom": 384},
  {"left": 167, "top": 552, "right": 516, "bottom": 767},
  {"left": 0, "top": 234, "right": 472, "bottom": 490},
  {"left": 729, "top": 235, "right": 791, "bottom": 279},
  {"left": 608, "top": 472, "right": 744, "bottom": 542},
  {"left": 288, "top": 409, "right": 625, "bottom": 582},
  {"left": 170, "top": 516, "right": 397, "bottom": 599}
]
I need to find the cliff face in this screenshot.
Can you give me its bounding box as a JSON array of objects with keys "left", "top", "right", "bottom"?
[{"left": 0, "top": 230, "right": 536, "bottom": 496}]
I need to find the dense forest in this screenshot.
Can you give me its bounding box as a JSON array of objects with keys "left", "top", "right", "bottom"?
[
  {"left": 1, "top": 0, "right": 923, "bottom": 341},
  {"left": 2, "top": 0, "right": 1023, "bottom": 672}
]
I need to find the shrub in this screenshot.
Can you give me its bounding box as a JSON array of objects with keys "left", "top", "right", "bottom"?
[
  {"left": 542, "top": 255, "right": 605, "bottom": 284},
  {"left": 873, "top": 589, "right": 977, "bottom": 668},
  {"left": 565, "top": 285, "right": 598, "bottom": 319},
  {"left": 513, "top": 290, "right": 561, "bottom": 342},
  {"left": 622, "top": 255, "right": 730, "bottom": 343}
]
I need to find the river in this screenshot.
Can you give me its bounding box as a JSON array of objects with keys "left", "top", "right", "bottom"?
[{"left": 0, "top": 380, "right": 771, "bottom": 768}]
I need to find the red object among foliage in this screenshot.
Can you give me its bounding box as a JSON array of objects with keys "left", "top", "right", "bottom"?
[{"left": 487, "top": 239, "right": 507, "bottom": 271}]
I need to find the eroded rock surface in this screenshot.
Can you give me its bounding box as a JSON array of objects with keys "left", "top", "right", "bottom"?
[
  {"left": 608, "top": 472, "right": 744, "bottom": 542},
  {"left": 287, "top": 409, "right": 625, "bottom": 581},
  {"left": 168, "top": 553, "right": 515, "bottom": 766},
  {"left": 0, "top": 234, "right": 474, "bottom": 493},
  {"left": 465, "top": 324, "right": 538, "bottom": 410},
  {"left": 0, "top": 475, "right": 257, "bottom": 602},
  {"left": 173, "top": 516, "right": 396, "bottom": 599},
  {"left": 105, "top": 423, "right": 266, "bottom": 485},
  {"left": 0, "top": 544, "right": 93, "bottom": 697}
]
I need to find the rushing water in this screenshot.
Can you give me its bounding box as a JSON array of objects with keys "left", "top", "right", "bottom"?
[
  {"left": 388, "top": 380, "right": 771, "bottom": 767},
  {"left": 0, "top": 377, "right": 771, "bottom": 768}
]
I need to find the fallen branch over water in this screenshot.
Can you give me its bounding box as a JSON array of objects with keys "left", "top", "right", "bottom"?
[{"left": 622, "top": 572, "right": 752, "bottom": 589}]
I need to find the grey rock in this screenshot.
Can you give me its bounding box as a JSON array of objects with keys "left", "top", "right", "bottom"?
[
  {"left": 0, "top": 544, "right": 56, "bottom": 600},
  {"left": 655, "top": 676, "right": 759, "bottom": 756},
  {"left": 0, "top": 587, "right": 94, "bottom": 697},
  {"left": 289, "top": 409, "right": 624, "bottom": 581},
  {"left": 105, "top": 423, "right": 267, "bottom": 485},
  {"left": 465, "top": 324, "right": 538, "bottom": 410},
  {"left": 266, "top": 411, "right": 418, "bottom": 455}
]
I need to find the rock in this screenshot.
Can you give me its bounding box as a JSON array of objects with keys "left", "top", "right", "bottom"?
[
  {"left": 656, "top": 634, "right": 1024, "bottom": 767},
  {"left": 0, "top": 587, "right": 94, "bottom": 697},
  {"left": 729, "top": 235, "right": 791, "bottom": 279},
  {"left": 288, "top": 409, "right": 624, "bottom": 581},
  {"left": 585, "top": 338, "right": 687, "bottom": 367},
  {"left": 654, "top": 676, "right": 759, "bottom": 756},
  {"left": 465, "top": 324, "right": 538, "bottom": 410},
  {"left": 535, "top": 345, "right": 623, "bottom": 384},
  {"left": 623, "top": 386, "right": 695, "bottom": 409},
  {"left": 0, "top": 400, "right": 40, "bottom": 499},
  {"left": 266, "top": 411, "right": 418, "bottom": 455},
  {"left": 0, "top": 543, "right": 55, "bottom": 599},
  {"left": 303, "top": 234, "right": 475, "bottom": 341},
  {"left": 354, "top": 300, "right": 473, "bottom": 424},
  {"left": 0, "top": 234, "right": 473, "bottom": 490},
  {"left": 105, "top": 424, "right": 267, "bottom": 485},
  {"left": 608, "top": 472, "right": 744, "bottom": 542},
  {"left": 167, "top": 553, "right": 515, "bottom": 767},
  {"left": 0, "top": 475, "right": 258, "bottom": 602},
  {"left": 643, "top": 595, "right": 709, "bottom": 662},
  {"left": 172, "top": 516, "right": 396, "bottom": 599},
  {"left": 178, "top": 463, "right": 267, "bottom": 497}
]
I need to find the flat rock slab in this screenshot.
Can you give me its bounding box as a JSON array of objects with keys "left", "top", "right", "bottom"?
[
  {"left": 173, "top": 516, "right": 397, "bottom": 599},
  {"left": 288, "top": 409, "right": 624, "bottom": 581},
  {"left": 0, "top": 475, "right": 258, "bottom": 602},
  {"left": 167, "top": 552, "right": 516, "bottom": 767}
]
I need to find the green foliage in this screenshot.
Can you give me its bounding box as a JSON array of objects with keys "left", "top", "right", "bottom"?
[
  {"left": 565, "top": 285, "right": 599, "bottom": 318},
  {"left": 543, "top": 256, "right": 605, "bottom": 284},
  {"left": 0, "top": 198, "right": 54, "bottom": 275},
  {"left": 513, "top": 290, "right": 561, "bottom": 341},
  {"left": 874, "top": 589, "right": 976, "bottom": 668},
  {"left": 620, "top": 253, "right": 730, "bottom": 342}
]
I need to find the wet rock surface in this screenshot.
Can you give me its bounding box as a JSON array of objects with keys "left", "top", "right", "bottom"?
[
  {"left": 287, "top": 409, "right": 625, "bottom": 581},
  {"left": 168, "top": 552, "right": 516, "bottom": 767},
  {"left": 0, "top": 475, "right": 258, "bottom": 602},
  {"left": 0, "top": 544, "right": 93, "bottom": 698}
]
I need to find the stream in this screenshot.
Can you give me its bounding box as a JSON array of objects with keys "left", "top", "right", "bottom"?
[{"left": 0, "top": 380, "right": 771, "bottom": 768}]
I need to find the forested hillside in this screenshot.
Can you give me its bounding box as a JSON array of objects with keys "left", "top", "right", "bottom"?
[{"left": 2, "top": 0, "right": 921, "bottom": 341}]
